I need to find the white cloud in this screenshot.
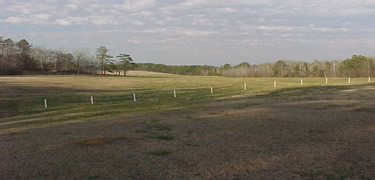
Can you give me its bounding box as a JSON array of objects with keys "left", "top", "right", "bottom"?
[
  {"left": 1, "top": 0, "right": 375, "bottom": 64},
  {"left": 3, "top": 16, "right": 25, "bottom": 24},
  {"left": 216, "top": 8, "right": 236, "bottom": 13},
  {"left": 257, "top": 25, "right": 293, "bottom": 32},
  {"left": 55, "top": 19, "right": 71, "bottom": 26},
  {"left": 66, "top": 4, "right": 78, "bottom": 10},
  {"left": 128, "top": 39, "right": 142, "bottom": 44},
  {"left": 121, "top": 0, "right": 155, "bottom": 11},
  {"left": 176, "top": 29, "right": 218, "bottom": 36}
]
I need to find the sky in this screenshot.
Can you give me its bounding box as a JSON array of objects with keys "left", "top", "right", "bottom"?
[{"left": 1, "top": 0, "right": 375, "bottom": 65}]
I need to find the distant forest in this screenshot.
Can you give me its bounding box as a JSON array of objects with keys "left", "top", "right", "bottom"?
[{"left": 1, "top": 35, "right": 374, "bottom": 77}]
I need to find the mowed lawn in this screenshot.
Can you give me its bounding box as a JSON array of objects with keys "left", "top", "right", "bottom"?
[
  {"left": 0, "top": 71, "right": 370, "bottom": 133},
  {"left": 1, "top": 71, "right": 375, "bottom": 179}
]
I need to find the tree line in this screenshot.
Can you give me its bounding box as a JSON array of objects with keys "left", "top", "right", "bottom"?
[
  {"left": 0, "top": 36, "right": 134, "bottom": 76},
  {"left": 1, "top": 35, "right": 374, "bottom": 77},
  {"left": 136, "top": 56, "right": 375, "bottom": 78},
  {"left": 135, "top": 63, "right": 219, "bottom": 76}
]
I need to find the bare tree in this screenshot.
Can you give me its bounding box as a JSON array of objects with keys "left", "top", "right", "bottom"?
[
  {"left": 73, "top": 48, "right": 89, "bottom": 74},
  {"left": 30, "top": 47, "right": 51, "bottom": 71}
]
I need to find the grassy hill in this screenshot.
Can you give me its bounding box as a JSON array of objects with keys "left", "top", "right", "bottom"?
[
  {"left": 0, "top": 71, "right": 372, "bottom": 133},
  {"left": 1, "top": 71, "right": 374, "bottom": 179}
]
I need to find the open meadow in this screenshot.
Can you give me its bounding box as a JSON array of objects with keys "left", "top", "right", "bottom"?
[{"left": 1, "top": 71, "right": 375, "bottom": 179}]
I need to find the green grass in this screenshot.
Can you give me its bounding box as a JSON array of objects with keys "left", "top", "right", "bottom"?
[
  {"left": 0, "top": 71, "right": 373, "bottom": 133},
  {"left": 148, "top": 150, "right": 172, "bottom": 156},
  {"left": 150, "top": 124, "right": 172, "bottom": 131},
  {"left": 151, "top": 134, "right": 176, "bottom": 141}
]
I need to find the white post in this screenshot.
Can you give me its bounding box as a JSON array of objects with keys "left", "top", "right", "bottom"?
[
  {"left": 133, "top": 93, "right": 137, "bottom": 102},
  {"left": 91, "top": 96, "right": 94, "bottom": 105},
  {"left": 325, "top": 78, "right": 328, "bottom": 85},
  {"left": 273, "top": 80, "right": 277, "bottom": 88},
  {"left": 369, "top": 76, "right": 371, "bottom": 83},
  {"left": 244, "top": 82, "right": 247, "bottom": 91},
  {"left": 210, "top": 87, "right": 213, "bottom": 94},
  {"left": 348, "top": 77, "right": 351, "bottom": 83},
  {"left": 44, "top": 99, "right": 48, "bottom": 109},
  {"left": 300, "top": 79, "right": 304, "bottom": 86},
  {"left": 173, "top": 90, "right": 177, "bottom": 98}
]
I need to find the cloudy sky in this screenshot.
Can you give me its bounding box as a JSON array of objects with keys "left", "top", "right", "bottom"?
[{"left": 1, "top": 0, "right": 375, "bottom": 65}]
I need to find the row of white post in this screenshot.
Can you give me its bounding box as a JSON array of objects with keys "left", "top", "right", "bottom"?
[
  {"left": 42, "top": 77, "right": 372, "bottom": 109},
  {"left": 43, "top": 88, "right": 213, "bottom": 109},
  {"left": 344, "top": 76, "right": 371, "bottom": 83},
  {"left": 271, "top": 76, "right": 371, "bottom": 87}
]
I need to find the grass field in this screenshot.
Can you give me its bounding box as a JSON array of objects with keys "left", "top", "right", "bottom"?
[
  {"left": 1, "top": 71, "right": 374, "bottom": 179},
  {"left": 0, "top": 71, "right": 371, "bottom": 133}
]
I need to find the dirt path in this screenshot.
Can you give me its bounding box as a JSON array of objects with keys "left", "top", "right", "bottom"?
[{"left": 1, "top": 87, "right": 374, "bottom": 179}]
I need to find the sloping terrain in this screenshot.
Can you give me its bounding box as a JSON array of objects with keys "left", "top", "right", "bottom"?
[{"left": 1, "top": 78, "right": 374, "bottom": 179}]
